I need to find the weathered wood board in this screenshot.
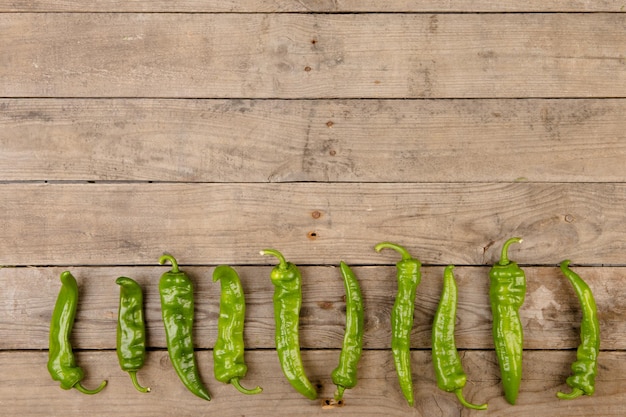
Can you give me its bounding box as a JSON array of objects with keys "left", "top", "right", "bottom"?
[
  {"left": 1, "top": 0, "right": 623, "bottom": 12},
  {"left": 1, "top": 183, "right": 625, "bottom": 266},
  {"left": 1, "top": 4, "right": 625, "bottom": 417},
  {"left": 2, "top": 13, "right": 626, "bottom": 98},
  {"left": 3, "top": 350, "right": 626, "bottom": 417},
  {"left": 2, "top": 99, "right": 626, "bottom": 182}
]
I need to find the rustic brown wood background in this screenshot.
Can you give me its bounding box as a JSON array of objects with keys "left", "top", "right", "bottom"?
[{"left": 1, "top": 2, "right": 625, "bottom": 416}]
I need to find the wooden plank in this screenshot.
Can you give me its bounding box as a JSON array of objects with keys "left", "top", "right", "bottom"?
[
  {"left": 2, "top": 13, "right": 626, "bottom": 98},
  {"left": 1, "top": 265, "right": 620, "bottom": 350},
  {"left": 1, "top": 182, "right": 625, "bottom": 266},
  {"left": 1, "top": 349, "right": 624, "bottom": 416},
  {"left": 2, "top": 98, "right": 626, "bottom": 182},
  {"left": 0, "top": 1, "right": 623, "bottom": 12}
]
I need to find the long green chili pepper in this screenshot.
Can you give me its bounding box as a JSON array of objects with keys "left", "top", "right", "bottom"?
[
  {"left": 261, "top": 249, "right": 318, "bottom": 400},
  {"left": 557, "top": 260, "right": 600, "bottom": 400},
  {"left": 331, "top": 261, "right": 364, "bottom": 402},
  {"left": 159, "top": 254, "right": 211, "bottom": 401},
  {"left": 489, "top": 237, "right": 525, "bottom": 405},
  {"left": 213, "top": 265, "right": 262, "bottom": 395},
  {"left": 374, "top": 242, "right": 421, "bottom": 407},
  {"left": 116, "top": 276, "right": 150, "bottom": 393},
  {"left": 432, "top": 265, "right": 487, "bottom": 410},
  {"left": 48, "top": 271, "right": 107, "bottom": 394}
]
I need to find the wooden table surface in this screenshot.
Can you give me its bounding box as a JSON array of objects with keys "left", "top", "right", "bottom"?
[{"left": 1, "top": 2, "right": 625, "bottom": 416}]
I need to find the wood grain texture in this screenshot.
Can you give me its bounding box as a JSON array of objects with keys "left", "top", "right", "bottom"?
[
  {"left": 2, "top": 13, "right": 626, "bottom": 98},
  {"left": 0, "top": 0, "right": 623, "bottom": 12},
  {"left": 2, "top": 98, "right": 626, "bottom": 182},
  {"left": 1, "top": 350, "right": 624, "bottom": 416},
  {"left": 1, "top": 182, "right": 625, "bottom": 266},
  {"left": 2, "top": 265, "right": 621, "bottom": 350}
]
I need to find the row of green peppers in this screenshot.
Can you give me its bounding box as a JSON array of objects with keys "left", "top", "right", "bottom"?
[{"left": 48, "top": 239, "right": 599, "bottom": 409}]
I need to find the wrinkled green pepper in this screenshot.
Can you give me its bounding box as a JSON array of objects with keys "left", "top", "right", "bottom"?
[
  {"left": 489, "top": 237, "right": 525, "bottom": 405},
  {"left": 557, "top": 260, "right": 600, "bottom": 400},
  {"left": 375, "top": 242, "right": 421, "bottom": 407},
  {"left": 213, "top": 265, "right": 262, "bottom": 395},
  {"left": 116, "top": 276, "right": 149, "bottom": 393},
  {"left": 48, "top": 271, "right": 107, "bottom": 394},
  {"left": 331, "top": 261, "right": 364, "bottom": 402},
  {"left": 159, "top": 254, "right": 211, "bottom": 401},
  {"left": 261, "top": 249, "right": 318, "bottom": 400},
  {"left": 432, "top": 265, "right": 487, "bottom": 410}
]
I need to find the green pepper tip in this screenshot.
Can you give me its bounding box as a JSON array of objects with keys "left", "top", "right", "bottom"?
[
  {"left": 115, "top": 276, "right": 134, "bottom": 286},
  {"left": 59, "top": 270, "right": 77, "bottom": 285},
  {"left": 212, "top": 265, "right": 232, "bottom": 282}
]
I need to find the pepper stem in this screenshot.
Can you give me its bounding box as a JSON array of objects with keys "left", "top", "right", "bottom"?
[
  {"left": 231, "top": 377, "right": 263, "bottom": 395},
  {"left": 73, "top": 380, "right": 107, "bottom": 395},
  {"left": 159, "top": 254, "right": 179, "bottom": 273},
  {"left": 374, "top": 242, "right": 413, "bottom": 261},
  {"left": 334, "top": 385, "right": 346, "bottom": 401},
  {"left": 498, "top": 237, "right": 523, "bottom": 266},
  {"left": 455, "top": 388, "right": 488, "bottom": 410},
  {"left": 129, "top": 370, "right": 150, "bottom": 393},
  {"left": 557, "top": 387, "right": 584, "bottom": 400},
  {"left": 260, "top": 249, "right": 288, "bottom": 269}
]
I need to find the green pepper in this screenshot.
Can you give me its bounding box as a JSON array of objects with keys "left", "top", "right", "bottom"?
[
  {"left": 213, "top": 265, "right": 262, "bottom": 395},
  {"left": 48, "top": 271, "right": 107, "bottom": 394},
  {"left": 489, "top": 237, "right": 525, "bottom": 405},
  {"left": 374, "top": 242, "right": 421, "bottom": 407},
  {"left": 159, "top": 254, "right": 211, "bottom": 401},
  {"left": 116, "top": 276, "right": 150, "bottom": 393},
  {"left": 331, "top": 261, "right": 364, "bottom": 402},
  {"left": 557, "top": 260, "right": 600, "bottom": 400},
  {"left": 261, "top": 249, "right": 318, "bottom": 400},
  {"left": 432, "top": 265, "right": 487, "bottom": 410}
]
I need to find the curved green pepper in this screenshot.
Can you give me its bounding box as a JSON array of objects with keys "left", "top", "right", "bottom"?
[
  {"left": 116, "top": 276, "right": 150, "bottom": 393},
  {"left": 432, "top": 265, "right": 487, "bottom": 410},
  {"left": 159, "top": 254, "right": 211, "bottom": 401},
  {"left": 261, "top": 249, "right": 318, "bottom": 400},
  {"left": 375, "top": 242, "right": 421, "bottom": 407},
  {"left": 48, "top": 271, "right": 107, "bottom": 394},
  {"left": 331, "top": 261, "right": 364, "bottom": 402},
  {"left": 213, "top": 265, "right": 262, "bottom": 395},
  {"left": 557, "top": 260, "right": 600, "bottom": 400},
  {"left": 489, "top": 237, "right": 525, "bottom": 405}
]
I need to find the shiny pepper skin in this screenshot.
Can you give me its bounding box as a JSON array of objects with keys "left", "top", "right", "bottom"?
[
  {"left": 213, "top": 265, "right": 262, "bottom": 395},
  {"left": 261, "top": 249, "right": 318, "bottom": 400},
  {"left": 159, "top": 254, "right": 211, "bottom": 401},
  {"left": 375, "top": 242, "right": 421, "bottom": 407},
  {"left": 116, "top": 276, "right": 150, "bottom": 393},
  {"left": 489, "top": 237, "right": 525, "bottom": 405},
  {"left": 48, "top": 271, "right": 107, "bottom": 394},
  {"left": 432, "top": 265, "right": 487, "bottom": 410},
  {"left": 331, "top": 261, "right": 364, "bottom": 402},
  {"left": 557, "top": 260, "right": 600, "bottom": 400}
]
